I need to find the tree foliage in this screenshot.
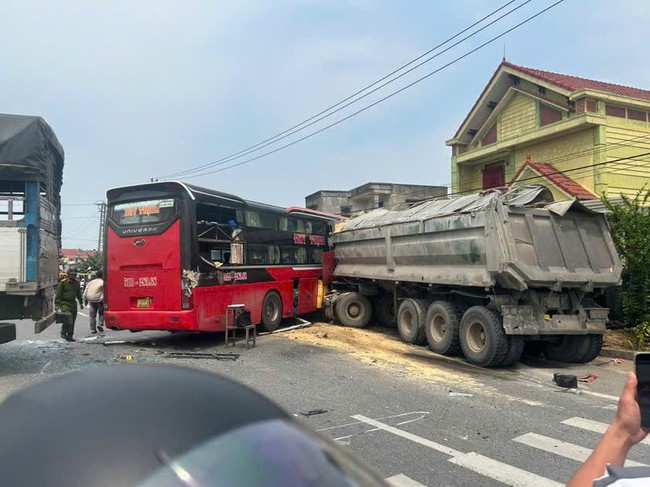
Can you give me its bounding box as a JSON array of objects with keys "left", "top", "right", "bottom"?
[
  {"left": 603, "top": 189, "right": 650, "bottom": 329},
  {"left": 81, "top": 252, "right": 104, "bottom": 272}
]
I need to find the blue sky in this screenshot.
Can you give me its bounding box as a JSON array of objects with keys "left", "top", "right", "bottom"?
[{"left": 2, "top": 0, "right": 648, "bottom": 248}]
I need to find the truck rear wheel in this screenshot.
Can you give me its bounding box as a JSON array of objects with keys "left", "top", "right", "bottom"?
[
  {"left": 374, "top": 294, "right": 396, "bottom": 327},
  {"left": 424, "top": 301, "right": 461, "bottom": 355},
  {"left": 336, "top": 292, "right": 372, "bottom": 328},
  {"left": 397, "top": 299, "right": 427, "bottom": 344},
  {"left": 499, "top": 335, "right": 525, "bottom": 366},
  {"left": 459, "top": 306, "right": 508, "bottom": 367},
  {"left": 260, "top": 291, "right": 283, "bottom": 332},
  {"left": 542, "top": 335, "right": 603, "bottom": 363}
]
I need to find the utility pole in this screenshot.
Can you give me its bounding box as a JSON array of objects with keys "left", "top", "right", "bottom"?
[{"left": 96, "top": 202, "right": 107, "bottom": 253}]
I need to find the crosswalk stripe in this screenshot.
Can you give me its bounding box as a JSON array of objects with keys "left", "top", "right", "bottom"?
[
  {"left": 513, "top": 432, "right": 647, "bottom": 467},
  {"left": 562, "top": 417, "right": 650, "bottom": 447},
  {"left": 385, "top": 474, "right": 427, "bottom": 487},
  {"left": 353, "top": 415, "right": 562, "bottom": 486},
  {"left": 449, "top": 452, "right": 563, "bottom": 487}
]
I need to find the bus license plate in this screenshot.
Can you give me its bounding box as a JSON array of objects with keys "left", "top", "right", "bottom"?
[{"left": 136, "top": 298, "right": 152, "bottom": 308}]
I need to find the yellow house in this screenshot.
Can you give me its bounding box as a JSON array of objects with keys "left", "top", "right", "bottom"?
[{"left": 446, "top": 62, "right": 650, "bottom": 200}]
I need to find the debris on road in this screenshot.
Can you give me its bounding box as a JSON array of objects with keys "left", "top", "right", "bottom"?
[
  {"left": 610, "top": 358, "right": 624, "bottom": 365},
  {"left": 162, "top": 351, "right": 240, "bottom": 361},
  {"left": 449, "top": 392, "right": 473, "bottom": 398},
  {"left": 103, "top": 340, "right": 127, "bottom": 346},
  {"left": 579, "top": 374, "right": 598, "bottom": 383},
  {"left": 258, "top": 318, "right": 312, "bottom": 336},
  {"left": 298, "top": 409, "right": 328, "bottom": 417},
  {"left": 553, "top": 373, "right": 578, "bottom": 388}
]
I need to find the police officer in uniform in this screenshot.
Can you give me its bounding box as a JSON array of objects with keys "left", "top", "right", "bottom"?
[{"left": 55, "top": 267, "right": 84, "bottom": 342}]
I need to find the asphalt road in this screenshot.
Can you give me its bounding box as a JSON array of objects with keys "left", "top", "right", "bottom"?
[{"left": 0, "top": 316, "right": 639, "bottom": 486}]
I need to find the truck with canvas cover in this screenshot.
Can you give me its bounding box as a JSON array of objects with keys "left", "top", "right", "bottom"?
[
  {"left": 323, "top": 186, "right": 622, "bottom": 367},
  {"left": 0, "top": 114, "right": 64, "bottom": 344}
]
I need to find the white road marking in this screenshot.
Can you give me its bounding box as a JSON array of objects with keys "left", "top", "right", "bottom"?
[
  {"left": 39, "top": 360, "right": 52, "bottom": 374},
  {"left": 78, "top": 312, "right": 89, "bottom": 318},
  {"left": 579, "top": 390, "right": 619, "bottom": 401},
  {"left": 385, "top": 474, "right": 427, "bottom": 487},
  {"left": 562, "top": 417, "right": 650, "bottom": 446},
  {"left": 316, "top": 411, "right": 429, "bottom": 432},
  {"left": 513, "top": 432, "right": 647, "bottom": 467},
  {"left": 352, "top": 415, "right": 463, "bottom": 457},
  {"left": 353, "top": 415, "right": 563, "bottom": 487},
  {"left": 449, "top": 452, "right": 563, "bottom": 487}
]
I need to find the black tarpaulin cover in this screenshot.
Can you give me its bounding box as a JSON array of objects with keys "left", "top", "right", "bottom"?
[{"left": 0, "top": 114, "right": 64, "bottom": 194}]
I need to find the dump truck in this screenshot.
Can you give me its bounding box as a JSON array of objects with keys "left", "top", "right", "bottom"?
[{"left": 322, "top": 186, "right": 622, "bottom": 367}]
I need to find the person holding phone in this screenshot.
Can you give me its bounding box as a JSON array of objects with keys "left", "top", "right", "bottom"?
[{"left": 568, "top": 369, "right": 649, "bottom": 486}]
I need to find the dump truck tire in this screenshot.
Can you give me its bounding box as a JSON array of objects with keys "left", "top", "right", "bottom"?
[
  {"left": 260, "top": 291, "right": 283, "bottom": 332},
  {"left": 397, "top": 299, "right": 427, "bottom": 344},
  {"left": 459, "top": 306, "right": 508, "bottom": 367},
  {"left": 499, "top": 335, "right": 525, "bottom": 366},
  {"left": 374, "top": 294, "right": 396, "bottom": 327},
  {"left": 425, "top": 301, "right": 461, "bottom": 355},
  {"left": 542, "top": 335, "right": 586, "bottom": 363},
  {"left": 573, "top": 334, "right": 603, "bottom": 363},
  {"left": 336, "top": 292, "right": 372, "bottom": 328}
]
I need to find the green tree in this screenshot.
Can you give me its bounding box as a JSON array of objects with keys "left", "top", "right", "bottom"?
[
  {"left": 81, "top": 252, "right": 104, "bottom": 272},
  {"left": 603, "top": 189, "right": 650, "bottom": 328}
]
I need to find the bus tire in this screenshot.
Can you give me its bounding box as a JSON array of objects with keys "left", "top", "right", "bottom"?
[
  {"left": 374, "top": 294, "right": 396, "bottom": 328},
  {"left": 424, "top": 301, "right": 461, "bottom": 355},
  {"left": 397, "top": 299, "right": 427, "bottom": 345},
  {"left": 459, "top": 306, "right": 508, "bottom": 367},
  {"left": 260, "top": 291, "right": 283, "bottom": 332},
  {"left": 499, "top": 335, "right": 525, "bottom": 366},
  {"left": 336, "top": 292, "right": 372, "bottom": 328}
]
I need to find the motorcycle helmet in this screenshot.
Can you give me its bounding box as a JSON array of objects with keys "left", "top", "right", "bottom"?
[
  {"left": 0, "top": 364, "right": 387, "bottom": 487},
  {"left": 66, "top": 266, "right": 78, "bottom": 278}
]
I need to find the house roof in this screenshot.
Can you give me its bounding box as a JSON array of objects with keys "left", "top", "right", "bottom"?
[
  {"left": 450, "top": 61, "right": 650, "bottom": 144},
  {"left": 61, "top": 249, "right": 95, "bottom": 258},
  {"left": 511, "top": 158, "right": 597, "bottom": 200},
  {"left": 503, "top": 62, "right": 650, "bottom": 101}
]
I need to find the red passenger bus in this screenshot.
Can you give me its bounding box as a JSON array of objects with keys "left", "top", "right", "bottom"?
[{"left": 104, "top": 182, "right": 335, "bottom": 333}]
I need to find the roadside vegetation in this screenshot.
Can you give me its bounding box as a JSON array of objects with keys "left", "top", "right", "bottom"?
[{"left": 603, "top": 189, "right": 650, "bottom": 350}]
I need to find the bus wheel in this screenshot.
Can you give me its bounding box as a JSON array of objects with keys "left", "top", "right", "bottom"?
[
  {"left": 424, "top": 301, "right": 461, "bottom": 355},
  {"left": 397, "top": 299, "right": 427, "bottom": 345},
  {"left": 336, "top": 292, "right": 372, "bottom": 328},
  {"left": 373, "top": 294, "right": 396, "bottom": 328},
  {"left": 459, "top": 306, "right": 508, "bottom": 367},
  {"left": 260, "top": 291, "right": 283, "bottom": 332}
]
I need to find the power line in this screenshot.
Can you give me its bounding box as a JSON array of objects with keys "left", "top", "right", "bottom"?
[
  {"left": 158, "top": 0, "right": 544, "bottom": 180},
  {"left": 176, "top": 0, "right": 564, "bottom": 181}
]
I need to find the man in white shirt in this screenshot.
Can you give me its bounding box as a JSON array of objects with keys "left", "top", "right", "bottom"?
[{"left": 83, "top": 270, "right": 105, "bottom": 334}]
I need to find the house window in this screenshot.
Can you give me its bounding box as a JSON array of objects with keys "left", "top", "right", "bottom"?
[
  {"left": 627, "top": 108, "right": 647, "bottom": 122},
  {"left": 481, "top": 124, "right": 497, "bottom": 146},
  {"left": 606, "top": 105, "right": 626, "bottom": 118},
  {"left": 482, "top": 164, "right": 505, "bottom": 190},
  {"left": 540, "top": 103, "right": 562, "bottom": 126}
]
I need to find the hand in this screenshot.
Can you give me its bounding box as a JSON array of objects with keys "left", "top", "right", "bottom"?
[
  {"left": 79, "top": 304, "right": 85, "bottom": 310},
  {"left": 611, "top": 373, "right": 648, "bottom": 448}
]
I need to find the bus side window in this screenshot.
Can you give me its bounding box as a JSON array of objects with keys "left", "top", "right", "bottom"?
[{"left": 304, "top": 221, "right": 312, "bottom": 234}]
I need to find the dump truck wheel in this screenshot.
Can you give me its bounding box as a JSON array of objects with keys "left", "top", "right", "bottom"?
[
  {"left": 425, "top": 301, "right": 461, "bottom": 355},
  {"left": 459, "top": 306, "right": 508, "bottom": 367},
  {"left": 397, "top": 299, "right": 427, "bottom": 344},
  {"left": 374, "top": 294, "right": 396, "bottom": 328},
  {"left": 336, "top": 292, "right": 372, "bottom": 328},
  {"left": 542, "top": 336, "right": 586, "bottom": 362},
  {"left": 499, "top": 335, "right": 525, "bottom": 366},
  {"left": 573, "top": 334, "right": 603, "bottom": 363},
  {"left": 260, "top": 291, "right": 283, "bottom": 332}
]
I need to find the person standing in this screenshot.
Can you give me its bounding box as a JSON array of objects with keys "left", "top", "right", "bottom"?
[
  {"left": 83, "top": 270, "right": 105, "bottom": 334},
  {"left": 55, "top": 267, "right": 84, "bottom": 342}
]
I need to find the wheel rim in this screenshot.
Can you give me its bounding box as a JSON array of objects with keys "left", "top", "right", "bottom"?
[
  {"left": 430, "top": 314, "right": 446, "bottom": 342},
  {"left": 265, "top": 299, "right": 279, "bottom": 322},
  {"left": 466, "top": 321, "right": 486, "bottom": 353},
  {"left": 400, "top": 310, "right": 414, "bottom": 334},
  {"left": 347, "top": 303, "right": 361, "bottom": 319}
]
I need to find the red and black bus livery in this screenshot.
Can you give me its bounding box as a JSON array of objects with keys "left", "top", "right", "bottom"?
[{"left": 104, "top": 181, "right": 336, "bottom": 332}]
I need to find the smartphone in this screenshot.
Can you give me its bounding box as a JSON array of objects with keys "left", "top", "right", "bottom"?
[{"left": 636, "top": 353, "right": 650, "bottom": 428}]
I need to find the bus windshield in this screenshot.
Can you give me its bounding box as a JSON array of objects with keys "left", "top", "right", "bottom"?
[{"left": 110, "top": 199, "right": 177, "bottom": 226}]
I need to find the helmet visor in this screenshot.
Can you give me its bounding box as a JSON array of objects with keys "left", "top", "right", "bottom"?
[{"left": 136, "top": 419, "right": 387, "bottom": 487}]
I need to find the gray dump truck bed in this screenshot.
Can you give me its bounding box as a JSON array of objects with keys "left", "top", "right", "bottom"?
[{"left": 332, "top": 186, "right": 622, "bottom": 292}]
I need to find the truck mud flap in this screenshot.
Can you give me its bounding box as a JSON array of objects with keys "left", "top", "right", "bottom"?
[{"left": 34, "top": 312, "right": 56, "bottom": 334}]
